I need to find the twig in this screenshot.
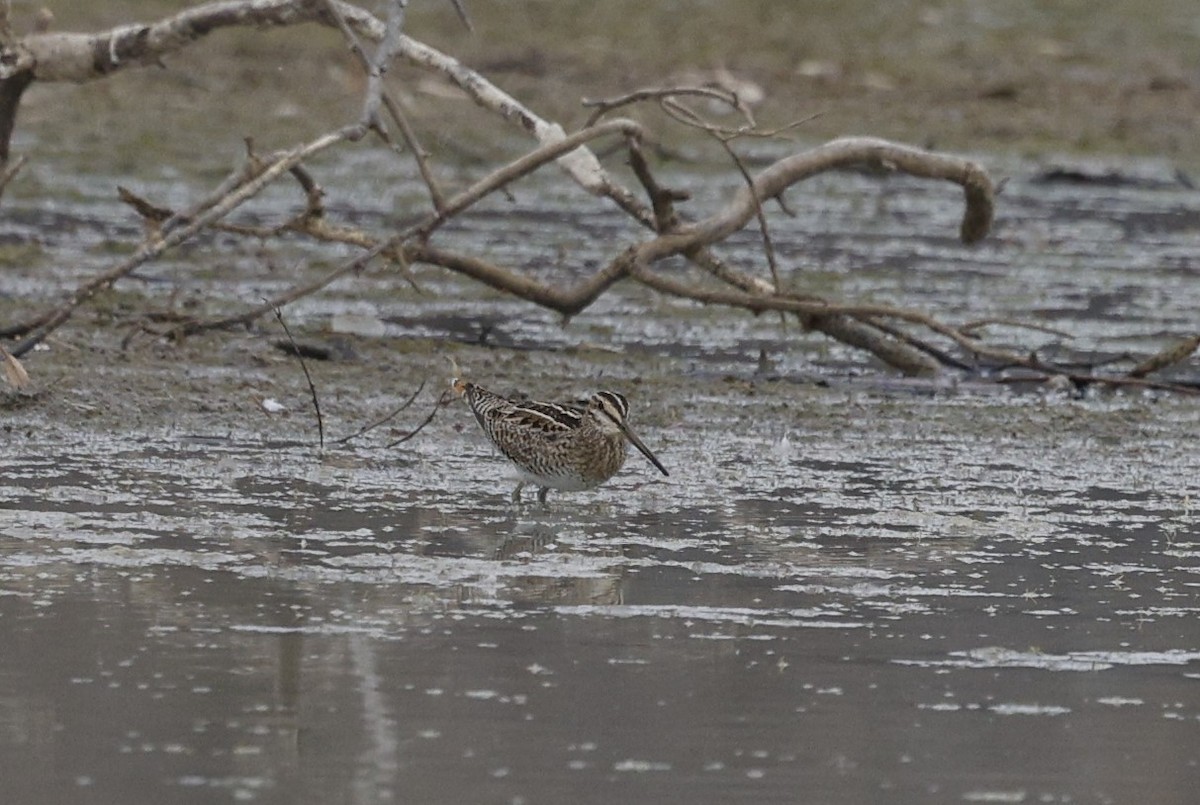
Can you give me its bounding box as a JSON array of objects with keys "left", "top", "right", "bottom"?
[
  {"left": 177, "top": 240, "right": 389, "bottom": 336},
  {"left": 960, "top": 318, "right": 1074, "bottom": 338},
  {"left": 129, "top": 123, "right": 650, "bottom": 339},
  {"left": 410, "top": 117, "right": 646, "bottom": 240},
  {"left": 321, "top": 0, "right": 406, "bottom": 138},
  {"left": 383, "top": 389, "right": 453, "bottom": 448},
  {"left": 995, "top": 372, "right": 1200, "bottom": 396},
  {"left": 362, "top": 0, "right": 408, "bottom": 136},
  {"left": 861, "top": 317, "right": 975, "bottom": 372},
  {"left": 8, "top": 125, "right": 358, "bottom": 355},
  {"left": 1128, "top": 334, "right": 1200, "bottom": 379},
  {"left": 582, "top": 85, "right": 754, "bottom": 128},
  {"left": 607, "top": 87, "right": 821, "bottom": 298},
  {"left": 716, "top": 136, "right": 780, "bottom": 292},
  {"left": 625, "top": 137, "right": 687, "bottom": 232},
  {"left": 272, "top": 305, "right": 324, "bottom": 450},
  {"left": 321, "top": 0, "right": 446, "bottom": 210},
  {"left": 0, "top": 152, "right": 26, "bottom": 200},
  {"left": 334, "top": 379, "right": 426, "bottom": 445},
  {"left": 446, "top": 0, "right": 473, "bottom": 31}
]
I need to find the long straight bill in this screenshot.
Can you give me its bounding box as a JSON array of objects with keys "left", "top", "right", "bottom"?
[{"left": 621, "top": 424, "right": 669, "bottom": 477}]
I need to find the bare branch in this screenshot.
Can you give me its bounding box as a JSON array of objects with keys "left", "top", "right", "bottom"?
[
  {"left": 176, "top": 241, "right": 387, "bottom": 337},
  {"left": 5, "top": 2, "right": 1154, "bottom": 390},
  {"left": 8, "top": 125, "right": 360, "bottom": 356},
  {"left": 446, "top": 0, "right": 474, "bottom": 32},
  {"left": 626, "top": 137, "right": 687, "bottom": 232},
  {"left": 411, "top": 118, "right": 647, "bottom": 240},
  {"left": 717, "top": 137, "right": 780, "bottom": 292},
  {"left": 2, "top": 1, "right": 355, "bottom": 83},
  {"left": 0, "top": 151, "right": 25, "bottom": 199},
  {"left": 273, "top": 305, "right": 324, "bottom": 450},
  {"left": 0, "top": 70, "right": 31, "bottom": 165},
  {"left": 997, "top": 373, "right": 1200, "bottom": 397},
  {"left": 320, "top": 0, "right": 445, "bottom": 209},
  {"left": 361, "top": 0, "right": 408, "bottom": 135},
  {"left": 407, "top": 243, "right": 635, "bottom": 316},
  {"left": 388, "top": 33, "right": 654, "bottom": 224},
  {"left": 960, "top": 318, "right": 1075, "bottom": 339},
  {"left": 583, "top": 85, "right": 754, "bottom": 129},
  {"left": 654, "top": 136, "right": 994, "bottom": 250},
  {"left": 1128, "top": 334, "right": 1200, "bottom": 379}
]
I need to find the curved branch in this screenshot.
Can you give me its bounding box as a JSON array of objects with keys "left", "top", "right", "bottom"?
[
  {"left": 655, "top": 137, "right": 994, "bottom": 252},
  {"left": 412, "top": 118, "right": 645, "bottom": 240},
  {"left": 406, "top": 243, "right": 635, "bottom": 317}
]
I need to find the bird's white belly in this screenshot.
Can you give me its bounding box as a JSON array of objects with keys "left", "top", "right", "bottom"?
[{"left": 514, "top": 467, "right": 598, "bottom": 491}]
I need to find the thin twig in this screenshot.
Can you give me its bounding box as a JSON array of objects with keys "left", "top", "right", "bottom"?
[
  {"left": 995, "top": 372, "right": 1200, "bottom": 396},
  {"left": 716, "top": 136, "right": 780, "bottom": 292},
  {"left": 960, "top": 318, "right": 1074, "bottom": 338},
  {"left": 626, "top": 137, "right": 686, "bottom": 232},
  {"left": 9, "top": 126, "right": 358, "bottom": 356},
  {"left": 0, "top": 152, "right": 26, "bottom": 201},
  {"left": 334, "top": 379, "right": 426, "bottom": 445},
  {"left": 383, "top": 389, "right": 453, "bottom": 448},
  {"left": 272, "top": 305, "right": 324, "bottom": 450},
  {"left": 322, "top": 0, "right": 446, "bottom": 210},
  {"left": 446, "top": 0, "right": 474, "bottom": 31},
  {"left": 410, "top": 118, "right": 646, "bottom": 240},
  {"left": 178, "top": 243, "right": 388, "bottom": 336},
  {"left": 861, "top": 317, "right": 975, "bottom": 372},
  {"left": 1128, "top": 334, "right": 1200, "bottom": 379},
  {"left": 363, "top": 0, "right": 408, "bottom": 135},
  {"left": 583, "top": 85, "right": 753, "bottom": 128}
]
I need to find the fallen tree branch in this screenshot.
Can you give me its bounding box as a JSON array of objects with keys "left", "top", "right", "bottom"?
[
  {"left": 153, "top": 128, "right": 998, "bottom": 375},
  {"left": 7, "top": 125, "right": 360, "bottom": 356},
  {"left": 1128, "top": 334, "right": 1200, "bottom": 379},
  {"left": 4, "top": 1, "right": 1188, "bottom": 394},
  {"left": 411, "top": 117, "right": 647, "bottom": 240},
  {"left": 996, "top": 372, "right": 1200, "bottom": 396}
]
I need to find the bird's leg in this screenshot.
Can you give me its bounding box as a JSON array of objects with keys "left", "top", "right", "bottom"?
[
  {"left": 537, "top": 487, "right": 550, "bottom": 506},
  {"left": 511, "top": 482, "right": 525, "bottom": 504}
]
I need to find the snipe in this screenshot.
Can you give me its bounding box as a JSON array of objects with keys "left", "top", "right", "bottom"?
[{"left": 452, "top": 379, "right": 669, "bottom": 504}]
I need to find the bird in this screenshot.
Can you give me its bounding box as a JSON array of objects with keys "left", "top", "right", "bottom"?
[{"left": 452, "top": 379, "right": 669, "bottom": 504}]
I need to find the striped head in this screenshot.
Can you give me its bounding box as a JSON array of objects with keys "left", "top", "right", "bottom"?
[
  {"left": 588, "top": 391, "right": 669, "bottom": 478},
  {"left": 586, "top": 391, "right": 631, "bottom": 436}
]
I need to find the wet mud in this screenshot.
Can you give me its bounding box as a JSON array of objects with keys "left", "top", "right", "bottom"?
[{"left": 3, "top": 4, "right": 1200, "bottom": 802}]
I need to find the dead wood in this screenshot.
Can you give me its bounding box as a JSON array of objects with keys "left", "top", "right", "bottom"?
[
  {"left": 7, "top": 126, "right": 359, "bottom": 356},
  {"left": 0, "top": 1, "right": 1194, "bottom": 395}
]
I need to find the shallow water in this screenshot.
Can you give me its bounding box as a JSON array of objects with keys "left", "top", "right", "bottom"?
[
  {"left": 3, "top": 380, "right": 1199, "bottom": 803},
  {"left": 3, "top": 115, "right": 1200, "bottom": 803}
]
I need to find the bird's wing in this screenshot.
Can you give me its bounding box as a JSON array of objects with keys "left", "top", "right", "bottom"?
[{"left": 496, "top": 400, "right": 584, "bottom": 433}]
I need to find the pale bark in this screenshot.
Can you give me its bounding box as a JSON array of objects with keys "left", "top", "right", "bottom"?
[{"left": 1, "top": 1, "right": 1191, "bottom": 394}]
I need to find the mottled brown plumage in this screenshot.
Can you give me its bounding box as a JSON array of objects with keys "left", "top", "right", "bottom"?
[{"left": 453, "top": 379, "right": 668, "bottom": 503}]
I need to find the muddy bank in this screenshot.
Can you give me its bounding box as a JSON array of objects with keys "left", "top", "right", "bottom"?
[
  {"left": 2, "top": 3, "right": 1200, "bottom": 803},
  {"left": 4, "top": 331, "right": 1199, "bottom": 803}
]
